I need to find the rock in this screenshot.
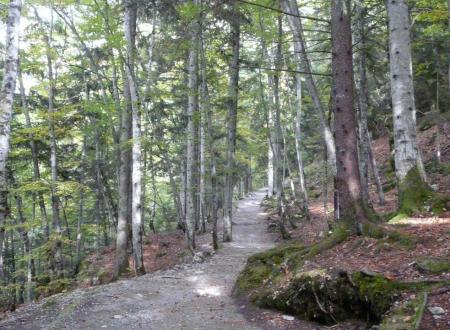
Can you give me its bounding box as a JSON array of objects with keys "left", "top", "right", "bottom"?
[
  {"left": 282, "top": 315, "right": 294, "bottom": 321},
  {"left": 193, "top": 251, "right": 213, "bottom": 263},
  {"left": 428, "top": 306, "right": 445, "bottom": 315},
  {"left": 113, "top": 315, "right": 123, "bottom": 319}
]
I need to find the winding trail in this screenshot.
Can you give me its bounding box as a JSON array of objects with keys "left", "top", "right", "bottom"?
[{"left": 0, "top": 189, "right": 276, "bottom": 330}]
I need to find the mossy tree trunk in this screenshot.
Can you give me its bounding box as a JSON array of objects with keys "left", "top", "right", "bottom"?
[{"left": 386, "top": 0, "right": 430, "bottom": 214}]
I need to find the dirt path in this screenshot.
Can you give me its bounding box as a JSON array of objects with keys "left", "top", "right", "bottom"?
[{"left": 0, "top": 190, "right": 279, "bottom": 330}]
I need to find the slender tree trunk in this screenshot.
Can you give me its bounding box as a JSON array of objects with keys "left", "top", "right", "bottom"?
[
  {"left": 199, "top": 8, "right": 210, "bottom": 234},
  {"left": 39, "top": 8, "right": 64, "bottom": 279},
  {"left": 124, "top": 0, "right": 145, "bottom": 275},
  {"left": 199, "top": 13, "right": 218, "bottom": 249},
  {"left": 355, "top": 0, "right": 371, "bottom": 205},
  {"left": 331, "top": 0, "right": 368, "bottom": 226},
  {"left": 19, "top": 68, "right": 49, "bottom": 240},
  {"left": 12, "top": 173, "right": 34, "bottom": 302},
  {"left": 223, "top": 0, "right": 240, "bottom": 242},
  {"left": 115, "top": 65, "right": 132, "bottom": 278},
  {"left": 367, "top": 132, "right": 386, "bottom": 205},
  {"left": 273, "top": 15, "right": 290, "bottom": 240},
  {"left": 281, "top": 0, "right": 337, "bottom": 175},
  {"left": 185, "top": 0, "right": 200, "bottom": 250},
  {"left": 386, "top": 0, "right": 428, "bottom": 211},
  {"left": 0, "top": 0, "right": 21, "bottom": 282},
  {"left": 293, "top": 74, "right": 310, "bottom": 218},
  {"left": 75, "top": 135, "right": 87, "bottom": 272}
]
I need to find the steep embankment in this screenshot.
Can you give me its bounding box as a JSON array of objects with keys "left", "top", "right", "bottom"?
[{"left": 234, "top": 123, "right": 450, "bottom": 329}]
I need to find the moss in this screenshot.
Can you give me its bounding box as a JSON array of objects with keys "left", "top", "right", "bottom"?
[
  {"left": 234, "top": 241, "right": 306, "bottom": 296},
  {"left": 361, "top": 222, "right": 416, "bottom": 249},
  {"left": 380, "top": 291, "right": 427, "bottom": 330},
  {"left": 352, "top": 272, "right": 398, "bottom": 318},
  {"left": 397, "top": 167, "right": 432, "bottom": 216},
  {"left": 431, "top": 195, "right": 450, "bottom": 215},
  {"left": 37, "top": 279, "right": 74, "bottom": 298},
  {"left": 43, "top": 298, "right": 57, "bottom": 308},
  {"left": 416, "top": 257, "right": 450, "bottom": 275}
]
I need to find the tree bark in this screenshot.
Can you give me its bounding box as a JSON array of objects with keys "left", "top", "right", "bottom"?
[
  {"left": 331, "top": 0, "right": 367, "bottom": 225},
  {"left": 223, "top": 0, "right": 240, "bottom": 242},
  {"left": 124, "top": 0, "right": 145, "bottom": 275},
  {"left": 0, "top": 0, "right": 21, "bottom": 282},
  {"left": 355, "top": 0, "right": 371, "bottom": 205},
  {"left": 293, "top": 74, "right": 310, "bottom": 218},
  {"left": 185, "top": 0, "right": 200, "bottom": 250},
  {"left": 386, "top": 0, "right": 428, "bottom": 210}
]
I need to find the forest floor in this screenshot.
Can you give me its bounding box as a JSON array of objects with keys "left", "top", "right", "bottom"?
[
  {"left": 265, "top": 122, "right": 450, "bottom": 329},
  {"left": 0, "top": 189, "right": 340, "bottom": 330}
]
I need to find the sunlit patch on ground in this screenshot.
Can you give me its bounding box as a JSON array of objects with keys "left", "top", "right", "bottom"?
[
  {"left": 186, "top": 274, "right": 224, "bottom": 297},
  {"left": 391, "top": 217, "right": 450, "bottom": 225}
]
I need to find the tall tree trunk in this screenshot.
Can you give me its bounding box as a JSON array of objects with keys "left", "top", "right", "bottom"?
[
  {"left": 199, "top": 7, "right": 210, "bottom": 234},
  {"left": 293, "top": 74, "right": 310, "bottom": 218},
  {"left": 0, "top": 0, "right": 21, "bottom": 282},
  {"left": 281, "top": 0, "right": 337, "bottom": 175},
  {"left": 199, "top": 12, "right": 218, "bottom": 249},
  {"left": 386, "top": 0, "right": 429, "bottom": 212},
  {"left": 40, "top": 8, "right": 64, "bottom": 279},
  {"left": 273, "top": 15, "right": 290, "bottom": 240},
  {"left": 331, "top": 0, "right": 368, "bottom": 226},
  {"left": 185, "top": 0, "right": 200, "bottom": 250},
  {"left": 223, "top": 0, "right": 240, "bottom": 242},
  {"left": 355, "top": 0, "right": 371, "bottom": 205},
  {"left": 124, "top": 0, "right": 145, "bottom": 275},
  {"left": 115, "top": 60, "right": 132, "bottom": 278}
]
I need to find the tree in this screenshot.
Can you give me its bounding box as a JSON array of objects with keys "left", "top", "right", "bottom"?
[
  {"left": 386, "top": 0, "right": 429, "bottom": 213},
  {"left": 331, "top": 0, "right": 368, "bottom": 225},
  {"left": 223, "top": 0, "right": 241, "bottom": 242},
  {"left": 185, "top": 0, "right": 200, "bottom": 251},
  {"left": 124, "top": 0, "right": 145, "bottom": 275},
  {"left": 0, "top": 0, "right": 22, "bottom": 282}
]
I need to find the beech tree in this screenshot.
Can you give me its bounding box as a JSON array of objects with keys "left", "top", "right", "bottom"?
[
  {"left": 0, "top": 0, "right": 22, "bottom": 281},
  {"left": 386, "top": 0, "right": 429, "bottom": 214}
]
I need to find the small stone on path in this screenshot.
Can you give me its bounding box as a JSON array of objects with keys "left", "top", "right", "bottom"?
[
  {"left": 428, "top": 306, "right": 445, "bottom": 315},
  {"left": 282, "top": 315, "right": 295, "bottom": 321}
]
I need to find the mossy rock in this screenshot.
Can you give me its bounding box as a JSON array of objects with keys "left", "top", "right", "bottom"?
[
  {"left": 235, "top": 227, "right": 447, "bottom": 326},
  {"left": 234, "top": 241, "right": 306, "bottom": 295},
  {"left": 416, "top": 257, "right": 450, "bottom": 275},
  {"left": 37, "top": 278, "right": 74, "bottom": 298},
  {"left": 255, "top": 270, "right": 400, "bottom": 325}
]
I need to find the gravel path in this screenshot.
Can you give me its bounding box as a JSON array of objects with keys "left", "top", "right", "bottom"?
[{"left": 0, "top": 190, "right": 276, "bottom": 330}]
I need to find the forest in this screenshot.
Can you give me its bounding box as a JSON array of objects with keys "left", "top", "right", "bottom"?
[{"left": 0, "top": 0, "right": 449, "bottom": 329}]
